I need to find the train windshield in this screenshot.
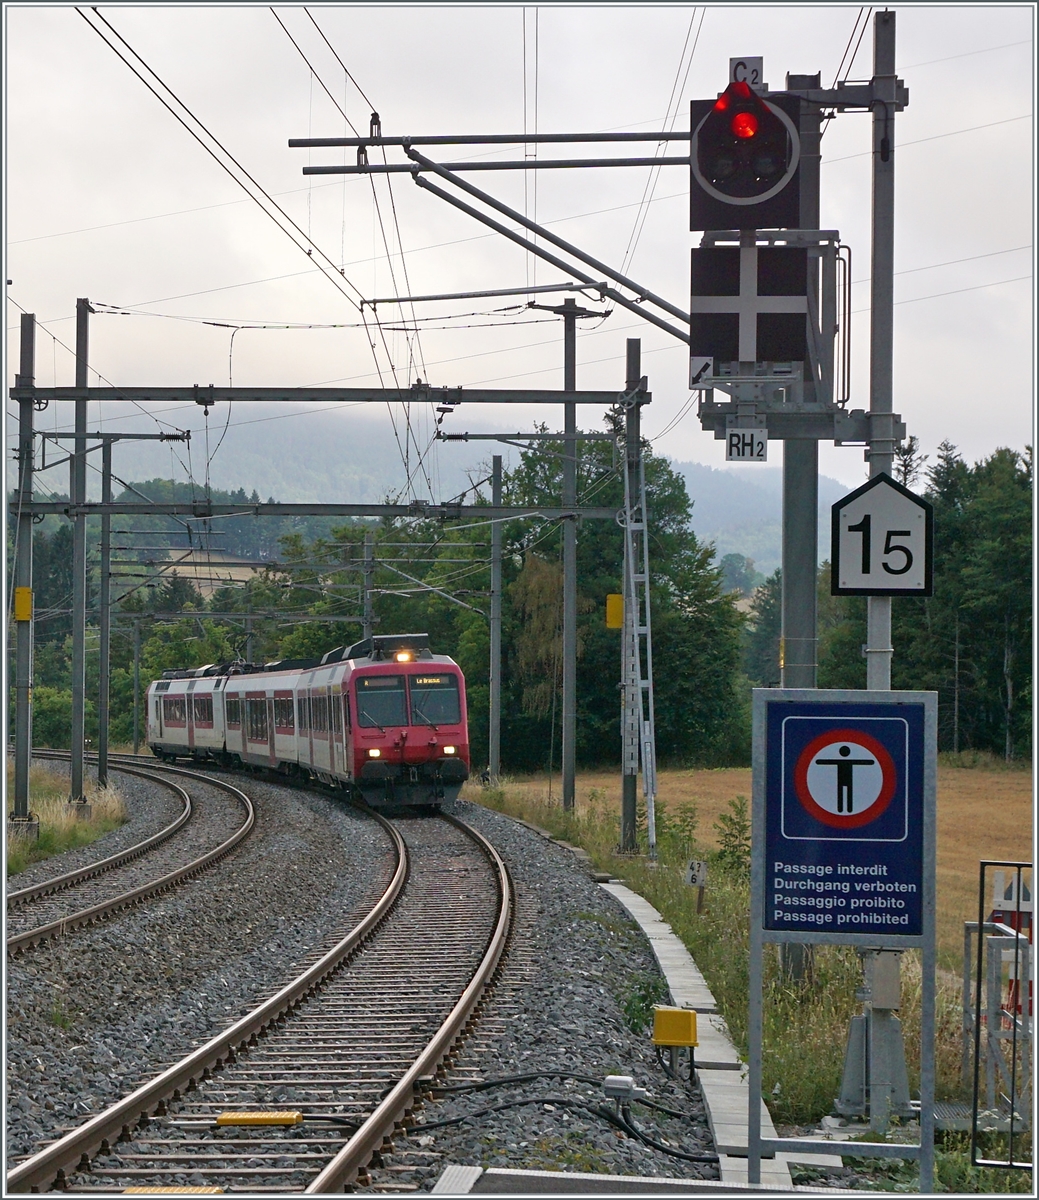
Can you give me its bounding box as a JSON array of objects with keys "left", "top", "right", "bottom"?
[
  {"left": 409, "top": 674, "right": 461, "bottom": 727},
  {"left": 356, "top": 675, "right": 407, "bottom": 727}
]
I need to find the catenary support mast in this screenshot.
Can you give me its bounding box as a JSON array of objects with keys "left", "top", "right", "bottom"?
[
  {"left": 70, "top": 298, "right": 90, "bottom": 805},
  {"left": 97, "top": 440, "right": 113, "bottom": 787},
  {"left": 11, "top": 313, "right": 37, "bottom": 830},
  {"left": 489, "top": 455, "right": 503, "bottom": 782},
  {"left": 562, "top": 301, "right": 578, "bottom": 811}
]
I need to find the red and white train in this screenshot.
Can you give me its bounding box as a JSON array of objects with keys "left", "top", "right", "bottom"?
[{"left": 146, "top": 633, "right": 470, "bottom": 808}]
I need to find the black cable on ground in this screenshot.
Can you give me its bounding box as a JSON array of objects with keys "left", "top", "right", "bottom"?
[
  {"left": 636, "top": 1096, "right": 701, "bottom": 1121},
  {"left": 300, "top": 1114, "right": 359, "bottom": 1129},
  {"left": 427, "top": 1070, "right": 605, "bottom": 1095},
  {"left": 616, "top": 1105, "right": 718, "bottom": 1164},
  {"left": 408, "top": 1095, "right": 719, "bottom": 1164},
  {"left": 413, "top": 1069, "right": 702, "bottom": 1121},
  {"left": 655, "top": 1044, "right": 699, "bottom": 1088}
]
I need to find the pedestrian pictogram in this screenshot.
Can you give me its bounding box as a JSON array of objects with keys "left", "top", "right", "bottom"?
[{"left": 794, "top": 729, "right": 897, "bottom": 829}]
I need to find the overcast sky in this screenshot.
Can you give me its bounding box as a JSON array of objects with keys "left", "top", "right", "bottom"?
[{"left": 5, "top": 3, "right": 1035, "bottom": 503}]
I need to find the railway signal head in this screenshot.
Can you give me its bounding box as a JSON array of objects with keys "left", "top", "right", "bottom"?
[{"left": 690, "top": 82, "right": 801, "bottom": 232}]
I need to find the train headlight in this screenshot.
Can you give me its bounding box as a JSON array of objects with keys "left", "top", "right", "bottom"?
[
  {"left": 395, "top": 651, "right": 413, "bottom": 662},
  {"left": 367, "top": 748, "right": 382, "bottom": 758},
  {"left": 443, "top": 746, "right": 456, "bottom": 755}
]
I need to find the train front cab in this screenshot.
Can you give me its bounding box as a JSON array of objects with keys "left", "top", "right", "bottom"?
[{"left": 350, "top": 660, "right": 469, "bottom": 808}]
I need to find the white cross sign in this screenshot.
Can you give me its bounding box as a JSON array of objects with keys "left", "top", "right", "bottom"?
[
  {"left": 690, "top": 244, "right": 807, "bottom": 363},
  {"left": 831, "top": 473, "right": 933, "bottom": 596}
]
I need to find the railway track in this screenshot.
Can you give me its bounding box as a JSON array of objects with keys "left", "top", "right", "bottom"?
[
  {"left": 7, "top": 808, "right": 512, "bottom": 1194},
  {"left": 6, "top": 755, "right": 255, "bottom": 955}
]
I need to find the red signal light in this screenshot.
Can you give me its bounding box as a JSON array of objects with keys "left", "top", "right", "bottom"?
[
  {"left": 731, "top": 111, "right": 758, "bottom": 139},
  {"left": 731, "top": 80, "right": 752, "bottom": 99},
  {"left": 713, "top": 93, "right": 730, "bottom": 112}
]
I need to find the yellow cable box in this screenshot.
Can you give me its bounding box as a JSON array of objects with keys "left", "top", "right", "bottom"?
[{"left": 651, "top": 1005, "right": 698, "bottom": 1046}]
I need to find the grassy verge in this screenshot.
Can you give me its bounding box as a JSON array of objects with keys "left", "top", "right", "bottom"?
[
  {"left": 7, "top": 764, "right": 127, "bottom": 875},
  {"left": 937, "top": 749, "right": 1031, "bottom": 772},
  {"left": 468, "top": 781, "right": 1032, "bottom": 1190},
  {"left": 821, "top": 1133, "right": 1033, "bottom": 1193}
]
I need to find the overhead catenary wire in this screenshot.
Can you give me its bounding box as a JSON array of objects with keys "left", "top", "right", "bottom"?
[
  {"left": 16, "top": 103, "right": 1022, "bottom": 325},
  {"left": 12, "top": 262, "right": 1027, "bottom": 476},
  {"left": 820, "top": 7, "right": 873, "bottom": 140},
  {"left": 77, "top": 7, "right": 367, "bottom": 312},
  {"left": 110, "top": 2, "right": 412, "bottom": 497},
  {"left": 281, "top": 5, "right": 437, "bottom": 500},
  {"left": 618, "top": 6, "right": 706, "bottom": 279},
  {"left": 830, "top": 7, "right": 872, "bottom": 88}
]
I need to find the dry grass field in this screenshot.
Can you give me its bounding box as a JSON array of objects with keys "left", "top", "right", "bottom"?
[{"left": 479, "top": 762, "right": 1033, "bottom": 963}]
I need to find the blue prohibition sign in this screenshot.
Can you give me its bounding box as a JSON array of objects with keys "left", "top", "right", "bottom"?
[{"left": 765, "top": 700, "right": 925, "bottom": 937}]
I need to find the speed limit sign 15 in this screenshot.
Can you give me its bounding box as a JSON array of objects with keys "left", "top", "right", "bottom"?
[{"left": 831, "top": 472, "right": 934, "bottom": 596}]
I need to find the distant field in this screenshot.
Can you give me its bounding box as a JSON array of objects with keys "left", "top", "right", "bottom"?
[{"left": 478, "top": 763, "right": 1033, "bottom": 962}]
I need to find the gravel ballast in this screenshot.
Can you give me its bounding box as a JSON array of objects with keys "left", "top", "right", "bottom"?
[
  {"left": 7, "top": 764, "right": 250, "bottom": 938},
  {"left": 364, "top": 798, "right": 720, "bottom": 1190},
  {"left": 7, "top": 758, "right": 184, "bottom": 896},
  {"left": 8, "top": 781, "right": 719, "bottom": 1189},
  {"left": 5, "top": 771, "right": 395, "bottom": 1160}
]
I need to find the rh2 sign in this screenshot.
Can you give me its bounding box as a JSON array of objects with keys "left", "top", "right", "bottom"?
[
  {"left": 760, "top": 695, "right": 931, "bottom": 940},
  {"left": 727, "top": 427, "right": 767, "bottom": 461}
]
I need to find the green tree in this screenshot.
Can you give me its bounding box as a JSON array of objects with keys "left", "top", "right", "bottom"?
[
  {"left": 719, "top": 553, "right": 763, "bottom": 597},
  {"left": 818, "top": 444, "right": 1031, "bottom": 759},
  {"left": 743, "top": 568, "right": 781, "bottom": 687},
  {"left": 501, "top": 429, "right": 747, "bottom": 768}
]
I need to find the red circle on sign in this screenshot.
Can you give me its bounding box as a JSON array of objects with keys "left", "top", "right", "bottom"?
[{"left": 793, "top": 728, "right": 897, "bottom": 829}]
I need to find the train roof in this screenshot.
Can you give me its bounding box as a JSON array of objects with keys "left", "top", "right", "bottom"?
[{"left": 157, "top": 634, "right": 439, "bottom": 682}]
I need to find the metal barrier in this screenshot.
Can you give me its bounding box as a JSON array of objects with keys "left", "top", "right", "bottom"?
[{"left": 967, "top": 861, "right": 1032, "bottom": 1171}]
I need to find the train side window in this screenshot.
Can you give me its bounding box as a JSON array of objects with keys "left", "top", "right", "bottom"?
[
  {"left": 343, "top": 693, "right": 351, "bottom": 731},
  {"left": 332, "top": 691, "right": 342, "bottom": 735},
  {"left": 274, "top": 698, "right": 294, "bottom": 730},
  {"left": 193, "top": 696, "right": 213, "bottom": 724},
  {"left": 247, "top": 698, "right": 268, "bottom": 741},
  {"left": 162, "top": 696, "right": 186, "bottom": 725},
  {"left": 298, "top": 693, "right": 310, "bottom": 732},
  {"left": 226, "top": 697, "right": 241, "bottom": 727}
]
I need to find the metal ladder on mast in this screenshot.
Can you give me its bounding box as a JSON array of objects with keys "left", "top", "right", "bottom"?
[{"left": 621, "top": 430, "right": 658, "bottom": 858}]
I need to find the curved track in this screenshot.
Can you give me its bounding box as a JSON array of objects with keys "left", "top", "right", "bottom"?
[
  {"left": 7, "top": 808, "right": 512, "bottom": 1194},
  {"left": 6, "top": 755, "right": 255, "bottom": 955}
]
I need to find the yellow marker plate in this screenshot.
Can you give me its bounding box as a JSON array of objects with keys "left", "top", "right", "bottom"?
[
  {"left": 216, "top": 1110, "right": 303, "bottom": 1126},
  {"left": 122, "top": 1189, "right": 223, "bottom": 1195}
]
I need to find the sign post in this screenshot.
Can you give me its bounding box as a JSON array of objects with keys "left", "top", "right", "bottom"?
[{"left": 749, "top": 688, "right": 936, "bottom": 1191}]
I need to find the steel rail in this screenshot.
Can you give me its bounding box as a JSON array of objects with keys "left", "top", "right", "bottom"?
[
  {"left": 306, "top": 811, "right": 513, "bottom": 1192},
  {"left": 7, "top": 752, "right": 193, "bottom": 908},
  {"left": 6, "top": 803, "right": 408, "bottom": 1195},
  {"left": 6, "top": 762, "right": 255, "bottom": 955}
]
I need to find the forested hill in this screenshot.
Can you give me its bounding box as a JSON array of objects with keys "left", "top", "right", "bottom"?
[
  {"left": 21, "top": 395, "right": 849, "bottom": 573},
  {"left": 14, "top": 439, "right": 1031, "bottom": 765},
  {"left": 673, "top": 460, "right": 849, "bottom": 576}
]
